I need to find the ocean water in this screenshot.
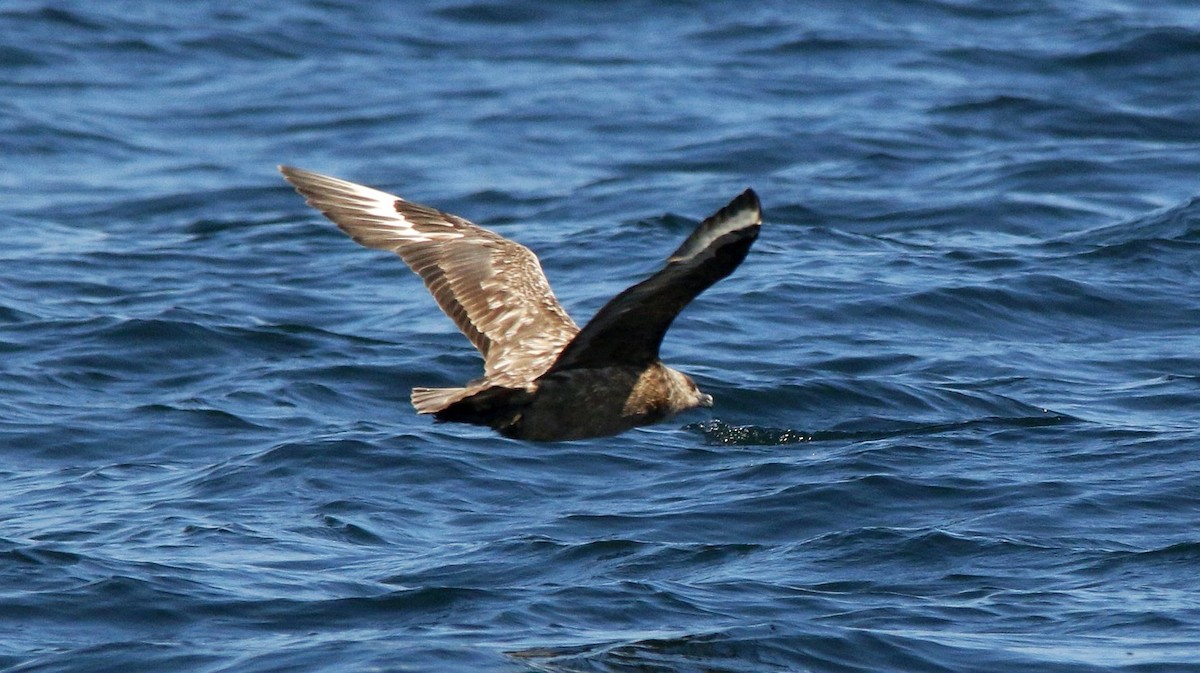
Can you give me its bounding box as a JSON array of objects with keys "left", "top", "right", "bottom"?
[{"left": 3, "top": 1, "right": 1200, "bottom": 671}]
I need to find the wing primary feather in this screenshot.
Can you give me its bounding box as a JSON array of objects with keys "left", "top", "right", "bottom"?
[
  {"left": 547, "top": 189, "right": 761, "bottom": 372},
  {"left": 667, "top": 188, "right": 761, "bottom": 263}
]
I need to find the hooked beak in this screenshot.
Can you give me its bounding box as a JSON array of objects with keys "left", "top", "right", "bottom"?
[{"left": 698, "top": 392, "right": 714, "bottom": 408}]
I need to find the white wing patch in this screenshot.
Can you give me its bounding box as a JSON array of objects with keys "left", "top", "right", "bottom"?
[
  {"left": 667, "top": 189, "right": 762, "bottom": 264},
  {"left": 279, "top": 166, "right": 465, "bottom": 245}
]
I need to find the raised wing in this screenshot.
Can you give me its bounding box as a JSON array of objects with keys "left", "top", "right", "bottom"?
[
  {"left": 547, "top": 189, "right": 761, "bottom": 373},
  {"left": 280, "top": 166, "right": 579, "bottom": 383}
]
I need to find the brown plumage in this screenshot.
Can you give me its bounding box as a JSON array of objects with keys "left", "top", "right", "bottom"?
[{"left": 280, "top": 166, "right": 762, "bottom": 441}]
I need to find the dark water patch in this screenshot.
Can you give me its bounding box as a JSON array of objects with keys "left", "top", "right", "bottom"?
[
  {"left": 687, "top": 420, "right": 816, "bottom": 446},
  {"left": 749, "top": 33, "right": 906, "bottom": 58},
  {"left": 184, "top": 212, "right": 296, "bottom": 242},
  {"left": 0, "top": 44, "right": 54, "bottom": 68},
  {"left": 1053, "top": 195, "right": 1200, "bottom": 249},
  {"left": 66, "top": 185, "right": 283, "bottom": 226},
  {"left": 0, "top": 304, "right": 34, "bottom": 325},
  {"left": 132, "top": 403, "right": 267, "bottom": 433},
  {"left": 0, "top": 5, "right": 107, "bottom": 32},
  {"left": 707, "top": 370, "right": 1068, "bottom": 435},
  {"left": 509, "top": 628, "right": 803, "bottom": 673},
  {"left": 215, "top": 585, "right": 504, "bottom": 631},
  {"left": 1, "top": 544, "right": 85, "bottom": 568},
  {"left": 0, "top": 117, "right": 157, "bottom": 159},
  {"left": 1080, "top": 540, "right": 1200, "bottom": 576},
  {"left": 619, "top": 132, "right": 806, "bottom": 177},
  {"left": 689, "top": 411, "right": 1073, "bottom": 446},
  {"left": 807, "top": 527, "right": 1050, "bottom": 574},
  {"left": 14, "top": 574, "right": 202, "bottom": 632},
  {"left": 250, "top": 437, "right": 388, "bottom": 473},
  {"left": 1073, "top": 236, "right": 1200, "bottom": 273},
  {"left": 507, "top": 622, "right": 1059, "bottom": 673},
  {"left": 179, "top": 32, "right": 302, "bottom": 61},
  {"left": 8, "top": 315, "right": 328, "bottom": 412},
  {"left": 857, "top": 271, "right": 1193, "bottom": 338},
  {"left": 434, "top": 3, "right": 548, "bottom": 25},
  {"left": 315, "top": 514, "right": 389, "bottom": 546},
  {"left": 9, "top": 643, "right": 223, "bottom": 673},
  {"left": 1061, "top": 25, "right": 1200, "bottom": 71}
]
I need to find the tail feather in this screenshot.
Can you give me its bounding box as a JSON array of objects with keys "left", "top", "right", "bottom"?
[
  {"left": 411, "top": 387, "right": 472, "bottom": 414},
  {"left": 409, "top": 385, "right": 533, "bottom": 437}
]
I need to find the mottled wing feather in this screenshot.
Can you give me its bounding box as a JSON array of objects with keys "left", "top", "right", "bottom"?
[
  {"left": 548, "top": 188, "right": 761, "bottom": 372},
  {"left": 280, "top": 166, "right": 579, "bottom": 382}
]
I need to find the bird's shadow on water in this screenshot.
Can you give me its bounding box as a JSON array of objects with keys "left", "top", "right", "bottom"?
[{"left": 683, "top": 413, "right": 1076, "bottom": 446}]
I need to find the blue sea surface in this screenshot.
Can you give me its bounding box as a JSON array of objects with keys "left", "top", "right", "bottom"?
[{"left": 3, "top": 1, "right": 1200, "bottom": 671}]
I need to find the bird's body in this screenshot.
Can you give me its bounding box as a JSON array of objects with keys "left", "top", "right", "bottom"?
[
  {"left": 430, "top": 362, "right": 706, "bottom": 442},
  {"left": 280, "top": 166, "right": 761, "bottom": 441}
]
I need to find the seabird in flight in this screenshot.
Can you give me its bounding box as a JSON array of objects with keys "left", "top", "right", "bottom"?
[{"left": 281, "top": 166, "right": 761, "bottom": 441}]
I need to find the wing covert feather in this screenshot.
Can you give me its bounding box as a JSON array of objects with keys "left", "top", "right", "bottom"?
[{"left": 280, "top": 166, "right": 578, "bottom": 381}]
